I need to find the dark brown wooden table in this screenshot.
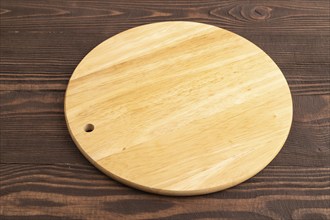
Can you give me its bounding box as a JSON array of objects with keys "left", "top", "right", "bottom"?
[{"left": 1, "top": 1, "right": 329, "bottom": 219}]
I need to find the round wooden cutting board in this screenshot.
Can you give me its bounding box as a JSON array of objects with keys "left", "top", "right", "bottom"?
[{"left": 65, "top": 21, "right": 293, "bottom": 196}]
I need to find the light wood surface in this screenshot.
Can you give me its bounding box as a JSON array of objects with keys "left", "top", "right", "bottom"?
[{"left": 64, "top": 21, "right": 293, "bottom": 196}]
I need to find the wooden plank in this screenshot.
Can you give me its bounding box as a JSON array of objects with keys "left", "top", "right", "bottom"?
[
  {"left": 0, "top": 0, "right": 329, "bottom": 34},
  {"left": 1, "top": 91, "right": 329, "bottom": 166},
  {"left": 1, "top": 33, "right": 329, "bottom": 93},
  {"left": 1, "top": 1, "right": 329, "bottom": 93},
  {"left": 1, "top": 164, "right": 329, "bottom": 219}
]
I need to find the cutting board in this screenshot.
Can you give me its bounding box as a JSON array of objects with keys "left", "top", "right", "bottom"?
[{"left": 65, "top": 21, "right": 293, "bottom": 196}]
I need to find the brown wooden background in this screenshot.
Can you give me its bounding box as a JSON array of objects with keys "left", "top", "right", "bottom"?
[{"left": 1, "top": 0, "right": 329, "bottom": 219}]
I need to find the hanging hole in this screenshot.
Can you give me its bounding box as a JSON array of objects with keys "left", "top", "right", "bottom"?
[{"left": 84, "top": 124, "right": 94, "bottom": 132}]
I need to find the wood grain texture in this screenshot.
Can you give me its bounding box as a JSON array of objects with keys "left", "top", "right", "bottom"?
[
  {"left": 0, "top": 0, "right": 329, "bottom": 218},
  {"left": 1, "top": 1, "right": 329, "bottom": 94},
  {"left": 65, "top": 21, "right": 293, "bottom": 195},
  {"left": 1, "top": 92, "right": 328, "bottom": 166},
  {"left": 1, "top": 164, "right": 329, "bottom": 220}
]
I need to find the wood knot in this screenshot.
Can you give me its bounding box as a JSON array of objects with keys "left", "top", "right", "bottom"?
[{"left": 250, "top": 6, "right": 272, "bottom": 20}]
